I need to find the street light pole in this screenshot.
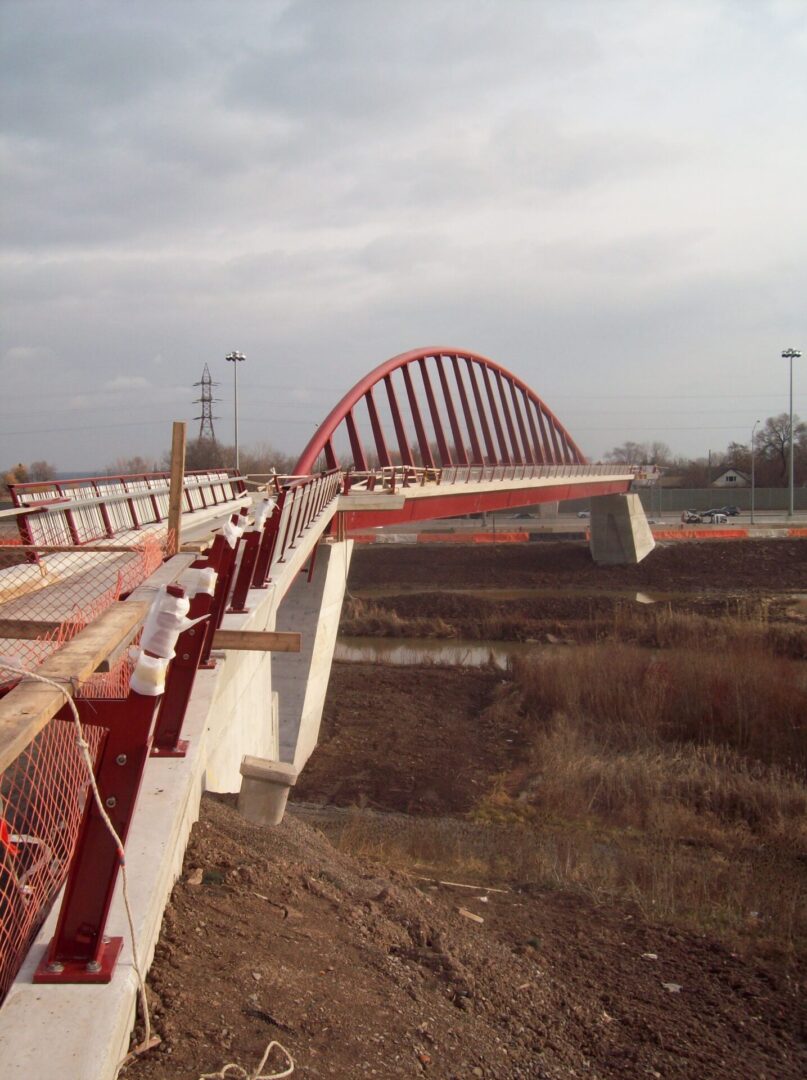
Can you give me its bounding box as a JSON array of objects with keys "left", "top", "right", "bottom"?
[
  {"left": 750, "top": 419, "right": 760, "bottom": 525},
  {"left": 782, "top": 348, "right": 801, "bottom": 518},
  {"left": 225, "top": 351, "right": 246, "bottom": 470}
]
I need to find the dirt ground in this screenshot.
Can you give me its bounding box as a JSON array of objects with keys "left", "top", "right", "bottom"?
[
  {"left": 125, "top": 796, "right": 807, "bottom": 1080},
  {"left": 294, "top": 665, "right": 507, "bottom": 814},
  {"left": 348, "top": 539, "right": 807, "bottom": 595}
]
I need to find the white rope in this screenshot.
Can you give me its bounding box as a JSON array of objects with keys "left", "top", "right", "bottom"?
[
  {"left": 199, "top": 1040, "right": 294, "bottom": 1080},
  {"left": 0, "top": 659, "right": 154, "bottom": 1058}
]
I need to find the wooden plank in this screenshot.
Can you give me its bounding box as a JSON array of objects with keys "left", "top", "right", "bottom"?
[
  {"left": 0, "top": 618, "right": 61, "bottom": 639},
  {"left": 211, "top": 629, "right": 301, "bottom": 653},
  {"left": 167, "top": 420, "right": 187, "bottom": 556},
  {"left": 0, "top": 601, "right": 149, "bottom": 773}
]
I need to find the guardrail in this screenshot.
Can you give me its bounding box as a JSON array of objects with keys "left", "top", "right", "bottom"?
[{"left": 5, "top": 470, "right": 248, "bottom": 547}]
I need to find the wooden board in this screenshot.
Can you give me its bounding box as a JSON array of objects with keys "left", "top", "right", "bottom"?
[
  {"left": 0, "top": 601, "right": 149, "bottom": 773},
  {"left": 211, "top": 629, "right": 301, "bottom": 653}
]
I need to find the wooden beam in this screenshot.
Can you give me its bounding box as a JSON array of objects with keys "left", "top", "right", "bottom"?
[
  {"left": 0, "top": 618, "right": 61, "bottom": 640},
  {"left": 211, "top": 629, "right": 301, "bottom": 653},
  {"left": 0, "top": 601, "right": 150, "bottom": 773},
  {"left": 167, "top": 420, "right": 187, "bottom": 557}
]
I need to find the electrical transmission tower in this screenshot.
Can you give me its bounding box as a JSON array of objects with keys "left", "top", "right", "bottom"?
[{"left": 193, "top": 363, "right": 220, "bottom": 441}]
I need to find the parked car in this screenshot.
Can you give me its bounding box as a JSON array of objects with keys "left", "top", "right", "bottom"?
[
  {"left": 577, "top": 510, "right": 590, "bottom": 519},
  {"left": 514, "top": 511, "right": 534, "bottom": 519},
  {"left": 682, "top": 510, "right": 702, "bottom": 524},
  {"left": 702, "top": 510, "right": 728, "bottom": 523},
  {"left": 720, "top": 505, "right": 740, "bottom": 516}
]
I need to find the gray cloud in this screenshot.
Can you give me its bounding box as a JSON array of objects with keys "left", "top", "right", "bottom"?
[{"left": 1, "top": 0, "right": 805, "bottom": 469}]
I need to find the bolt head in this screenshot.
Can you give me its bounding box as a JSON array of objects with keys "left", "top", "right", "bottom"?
[
  {"left": 86, "top": 961, "right": 102, "bottom": 974},
  {"left": 46, "top": 961, "right": 64, "bottom": 974},
  {"left": 115, "top": 754, "right": 127, "bottom": 766},
  {"left": 105, "top": 796, "right": 117, "bottom": 809}
]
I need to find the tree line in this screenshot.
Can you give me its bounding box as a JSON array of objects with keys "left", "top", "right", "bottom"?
[{"left": 604, "top": 413, "right": 807, "bottom": 488}]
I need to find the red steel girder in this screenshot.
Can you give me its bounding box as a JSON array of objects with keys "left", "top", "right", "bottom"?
[{"left": 342, "top": 477, "right": 631, "bottom": 529}]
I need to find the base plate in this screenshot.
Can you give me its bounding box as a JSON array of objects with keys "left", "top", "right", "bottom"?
[
  {"left": 33, "top": 936, "right": 123, "bottom": 984},
  {"left": 150, "top": 739, "right": 189, "bottom": 759}
]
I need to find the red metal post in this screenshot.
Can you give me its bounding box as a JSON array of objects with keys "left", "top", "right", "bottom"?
[
  {"left": 199, "top": 517, "right": 241, "bottom": 667},
  {"left": 451, "top": 356, "right": 482, "bottom": 463},
  {"left": 480, "top": 364, "right": 511, "bottom": 464},
  {"left": 466, "top": 358, "right": 498, "bottom": 464},
  {"left": 384, "top": 373, "right": 415, "bottom": 467},
  {"left": 365, "top": 386, "right": 391, "bottom": 467},
  {"left": 345, "top": 409, "right": 368, "bottom": 471},
  {"left": 252, "top": 492, "right": 285, "bottom": 587},
  {"left": 401, "top": 363, "right": 435, "bottom": 469},
  {"left": 509, "top": 380, "right": 535, "bottom": 465},
  {"left": 34, "top": 691, "right": 160, "bottom": 983},
  {"left": 495, "top": 370, "right": 523, "bottom": 462},
  {"left": 228, "top": 529, "right": 261, "bottom": 613},
  {"left": 437, "top": 357, "right": 468, "bottom": 465},
  {"left": 418, "top": 356, "right": 451, "bottom": 466}
]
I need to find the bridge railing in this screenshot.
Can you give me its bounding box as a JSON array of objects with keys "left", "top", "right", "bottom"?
[
  {"left": 342, "top": 461, "right": 635, "bottom": 493},
  {"left": 247, "top": 469, "right": 342, "bottom": 592},
  {"left": 6, "top": 470, "right": 247, "bottom": 547}
]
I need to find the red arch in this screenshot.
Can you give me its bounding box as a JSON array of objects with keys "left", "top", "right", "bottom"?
[{"left": 294, "top": 347, "right": 586, "bottom": 474}]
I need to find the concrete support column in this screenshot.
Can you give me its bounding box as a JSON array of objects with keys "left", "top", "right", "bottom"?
[
  {"left": 590, "top": 493, "right": 655, "bottom": 565},
  {"left": 273, "top": 539, "right": 352, "bottom": 770}
]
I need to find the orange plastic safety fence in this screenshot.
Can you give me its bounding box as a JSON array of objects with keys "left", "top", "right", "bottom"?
[
  {"left": 0, "top": 716, "right": 105, "bottom": 1002},
  {"left": 0, "top": 531, "right": 165, "bottom": 999}
]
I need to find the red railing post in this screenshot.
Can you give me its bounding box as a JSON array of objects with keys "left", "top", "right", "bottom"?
[
  {"left": 33, "top": 691, "right": 161, "bottom": 984},
  {"left": 228, "top": 529, "right": 261, "bottom": 613},
  {"left": 252, "top": 493, "right": 285, "bottom": 587},
  {"left": 151, "top": 536, "right": 230, "bottom": 756},
  {"left": 198, "top": 515, "right": 243, "bottom": 667}
]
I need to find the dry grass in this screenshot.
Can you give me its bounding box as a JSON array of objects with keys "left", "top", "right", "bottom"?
[
  {"left": 327, "top": 633, "right": 807, "bottom": 957},
  {"left": 341, "top": 595, "right": 807, "bottom": 659}
]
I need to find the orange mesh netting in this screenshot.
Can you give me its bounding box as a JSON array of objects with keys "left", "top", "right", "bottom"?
[{"left": 0, "top": 531, "right": 166, "bottom": 1000}]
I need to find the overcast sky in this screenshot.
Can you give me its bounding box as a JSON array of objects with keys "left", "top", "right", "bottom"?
[{"left": 1, "top": 0, "right": 805, "bottom": 471}]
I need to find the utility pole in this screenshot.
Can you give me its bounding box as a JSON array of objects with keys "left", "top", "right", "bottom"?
[{"left": 193, "top": 364, "right": 219, "bottom": 441}]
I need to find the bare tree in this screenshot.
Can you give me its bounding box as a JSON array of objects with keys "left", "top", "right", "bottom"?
[{"left": 756, "top": 413, "right": 806, "bottom": 482}]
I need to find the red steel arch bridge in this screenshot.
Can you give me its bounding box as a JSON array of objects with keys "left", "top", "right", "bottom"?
[{"left": 294, "top": 346, "right": 637, "bottom": 529}]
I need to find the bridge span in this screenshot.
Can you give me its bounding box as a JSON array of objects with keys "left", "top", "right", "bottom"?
[{"left": 0, "top": 347, "right": 654, "bottom": 1078}]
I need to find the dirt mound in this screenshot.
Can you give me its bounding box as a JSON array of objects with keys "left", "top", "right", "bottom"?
[{"left": 125, "top": 796, "right": 807, "bottom": 1080}]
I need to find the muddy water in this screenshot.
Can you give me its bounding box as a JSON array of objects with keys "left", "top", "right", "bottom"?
[{"left": 334, "top": 636, "right": 541, "bottom": 669}]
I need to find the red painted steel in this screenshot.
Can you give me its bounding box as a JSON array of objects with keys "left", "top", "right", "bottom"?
[
  {"left": 293, "top": 348, "right": 585, "bottom": 474},
  {"left": 341, "top": 477, "right": 631, "bottom": 530},
  {"left": 384, "top": 374, "right": 415, "bottom": 467},
  {"left": 34, "top": 691, "right": 160, "bottom": 981},
  {"left": 436, "top": 359, "right": 468, "bottom": 465},
  {"left": 451, "top": 355, "right": 483, "bottom": 462},
  {"left": 466, "top": 358, "right": 499, "bottom": 464},
  {"left": 365, "top": 386, "right": 391, "bottom": 467},
  {"left": 417, "top": 358, "right": 451, "bottom": 466}
]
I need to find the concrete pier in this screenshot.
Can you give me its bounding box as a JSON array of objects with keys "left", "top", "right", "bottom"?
[{"left": 589, "top": 493, "right": 655, "bottom": 565}]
